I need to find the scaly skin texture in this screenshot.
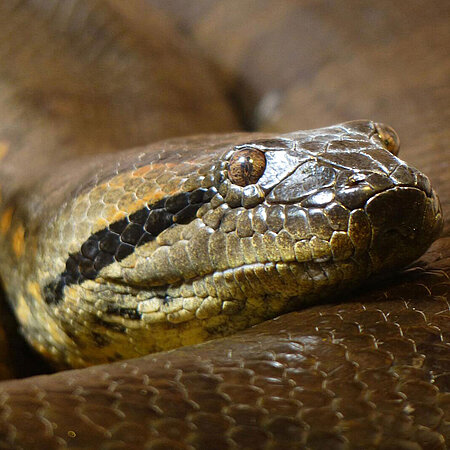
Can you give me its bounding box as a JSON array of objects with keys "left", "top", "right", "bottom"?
[
  {"left": 0, "top": 120, "right": 441, "bottom": 368},
  {"left": 0, "top": 0, "right": 448, "bottom": 449},
  {"left": 0, "top": 253, "right": 449, "bottom": 449}
]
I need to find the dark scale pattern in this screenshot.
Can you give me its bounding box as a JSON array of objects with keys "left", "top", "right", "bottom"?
[
  {"left": 105, "top": 304, "right": 142, "bottom": 320},
  {"left": 44, "top": 187, "right": 217, "bottom": 305}
]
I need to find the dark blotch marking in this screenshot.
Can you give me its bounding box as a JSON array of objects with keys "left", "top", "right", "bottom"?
[
  {"left": 94, "top": 317, "right": 126, "bottom": 334},
  {"left": 44, "top": 187, "right": 216, "bottom": 305},
  {"left": 105, "top": 305, "right": 141, "bottom": 320},
  {"left": 91, "top": 331, "right": 110, "bottom": 348}
]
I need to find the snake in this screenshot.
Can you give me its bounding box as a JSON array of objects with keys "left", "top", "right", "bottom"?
[{"left": 0, "top": 0, "right": 449, "bottom": 448}]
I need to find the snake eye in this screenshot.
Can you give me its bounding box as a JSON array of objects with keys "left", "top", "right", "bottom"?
[
  {"left": 374, "top": 123, "right": 400, "bottom": 156},
  {"left": 228, "top": 147, "right": 266, "bottom": 186}
]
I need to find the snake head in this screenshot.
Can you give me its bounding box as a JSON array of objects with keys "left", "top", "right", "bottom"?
[
  {"left": 220, "top": 120, "right": 442, "bottom": 275},
  {"left": 15, "top": 120, "right": 443, "bottom": 367}
]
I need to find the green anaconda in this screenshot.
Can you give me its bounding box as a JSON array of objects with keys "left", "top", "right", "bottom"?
[
  {"left": 0, "top": 120, "right": 443, "bottom": 368},
  {"left": 0, "top": 0, "right": 448, "bottom": 448}
]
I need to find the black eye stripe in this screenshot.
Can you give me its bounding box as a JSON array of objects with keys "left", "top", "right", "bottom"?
[{"left": 43, "top": 187, "right": 216, "bottom": 305}]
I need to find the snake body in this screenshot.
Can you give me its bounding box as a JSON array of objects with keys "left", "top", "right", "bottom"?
[{"left": 0, "top": 0, "right": 449, "bottom": 448}]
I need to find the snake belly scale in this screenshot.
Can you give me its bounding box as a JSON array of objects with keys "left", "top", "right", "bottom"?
[{"left": 0, "top": 0, "right": 448, "bottom": 449}]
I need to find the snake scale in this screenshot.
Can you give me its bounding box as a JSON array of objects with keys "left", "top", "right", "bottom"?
[{"left": 0, "top": 0, "right": 449, "bottom": 448}]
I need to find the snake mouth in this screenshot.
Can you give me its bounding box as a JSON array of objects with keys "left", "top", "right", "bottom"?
[{"left": 365, "top": 186, "right": 443, "bottom": 272}]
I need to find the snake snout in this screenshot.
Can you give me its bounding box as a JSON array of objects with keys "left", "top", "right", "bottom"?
[
  {"left": 390, "top": 163, "right": 434, "bottom": 197},
  {"left": 365, "top": 185, "right": 443, "bottom": 272}
]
